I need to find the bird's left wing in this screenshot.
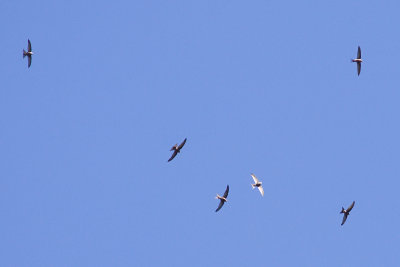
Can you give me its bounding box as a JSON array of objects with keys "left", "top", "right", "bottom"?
[
  {"left": 347, "top": 201, "right": 355, "bottom": 212},
  {"left": 357, "top": 62, "right": 361, "bottom": 76},
  {"left": 168, "top": 150, "right": 178, "bottom": 162},
  {"left": 357, "top": 46, "right": 361, "bottom": 59},
  {"left": 28, "top": 39, "right": 32, "bottom": 52},
  {"left": 215, "top": 200, "right": 225, "bottom": 212}
]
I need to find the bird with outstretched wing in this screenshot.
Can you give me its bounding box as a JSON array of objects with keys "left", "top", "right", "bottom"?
[
  {"left": 341, "top": 201, "right": 355, "bottom": 226},
  {"left": 251, "top": 174, "right": 264, "bottom": 196},
  {"left": 23, "top": 39, "right": 33, "bottom": 68},
  {"left": 168, "top": 138, "right": 187, "bottom": 162},
  {"left": 215, "top": 185, "right": 229, "bottom": 212}
]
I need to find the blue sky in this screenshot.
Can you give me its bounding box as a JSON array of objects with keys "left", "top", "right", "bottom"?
[{"left": 1, "top": 0, "right": 400, "bottom": 266}]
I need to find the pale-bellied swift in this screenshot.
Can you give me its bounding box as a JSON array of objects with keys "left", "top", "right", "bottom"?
[
  {"left": 215, "top": 185, "right": 229, "bottom": 212},
  {"left": 250, "top": 173, "right": 264, "bottom": 196},
  {"left": 351, "top": 46, "right": 362, "bottom": 76}
]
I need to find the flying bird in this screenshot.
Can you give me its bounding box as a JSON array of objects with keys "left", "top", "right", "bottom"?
[
  {"left": 250, "top": 173, "right": 264, "bottom": 196},
  {"left": 23, "top": 39, "right": 33, "bottom": 68},
  {"left": 351, "top": 46, "right": 362, "bottom": 76},
  {"left": 168, "top": 138, "right": 187, "bottom": 162},
  {"left": 340, "top": 201, "right": 355, "bottom": 226},
  {"left": 215, "top": 185, "right": 229, "bottom": 212}
]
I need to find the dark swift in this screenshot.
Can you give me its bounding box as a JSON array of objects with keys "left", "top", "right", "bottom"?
[
  {"left": 340, "top": 201, "right": 355, "bottom": 226},
  {"left": 23, "top": 39, "right": 33, "bottom": 68},
  {"left": 168, "top": 138, "right": 187, "bottom": 162}
]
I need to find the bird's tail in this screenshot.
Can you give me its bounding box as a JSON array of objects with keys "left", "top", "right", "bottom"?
[
  {"left": 350, "top": 58, "right": 355, "bottom": 63},
  {"left": 251, "top": 184, "right": 255, "bottom": 189},
  {"left": 340, "top": 207, "right": 345, "bottom": 214},
  {"left": 23, "top": 49, "right": 26, "bottom": 58}
]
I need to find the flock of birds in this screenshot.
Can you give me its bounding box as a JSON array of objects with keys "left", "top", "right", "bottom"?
[
  {"left": 166, "top": 137, "right": 354, "bottom": 225},
  {"left": 22, "top": 39, "right": 362, "bottom": 226}
]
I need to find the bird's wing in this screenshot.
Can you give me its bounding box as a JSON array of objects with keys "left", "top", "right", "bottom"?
[
  {"left": 178, "top": 138, "right": 187, "bottom": 150},
  {"left": 357, "top": 46, "right": 361, "bottom": 59},
  {"left": 251, "top": 174, "right": 259, "bottom": 184},
  {"left": 347, "top": 201, "right": 355, "bottom": 212},
  {"left": 168, "top": 150, "right": 178, "bottom": 162},
  {"left": 341, "top": 213, "right": 348, "bottom": 225},
  {"left": 357, "top": 62, "right": 361, "bottom": 76},
  {"left": 223, "top": 185, "right": 229, "bottom": 198},
  {"left": 215, "top": 200, "right": 225, "bottom": 212},
  {"left": 28, "top": 39, "right": 32, "bottom": 52},
  {"left": 28, "top": 56, "right": 31, "bottom": 68},
  {"left": 258, "top": 185, "right": 264, "bottom": 196}
]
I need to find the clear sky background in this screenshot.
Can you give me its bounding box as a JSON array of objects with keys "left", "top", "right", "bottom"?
[{"left": 1, "top": 0, "right": 400, "bottom": 266}]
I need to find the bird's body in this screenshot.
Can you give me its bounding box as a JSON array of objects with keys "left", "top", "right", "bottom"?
[
  {"left": 23, "top": 39, "right": 33, "bottom": 68},
  {"left": 216, "top": 195, "right": 227, "bottom": 202},
  {"left": 251, "top": 174, "right": 264, "bottom": 196},
  {"left": 340, "top": 201, "right": 355, "bottom": 225},
  {"left": 168, "top": 138, "right": 187, "bottom": 162},
  {"left": 215, "top": 185, "right": 229, "bottom": 212},
  {"left": 351, "top": 46, "right": 362, "bottom": 76}
]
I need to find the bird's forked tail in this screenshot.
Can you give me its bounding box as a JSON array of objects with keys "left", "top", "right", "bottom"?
[
  {"left": 340, "top": 207, "right": 345, "bottom": 214},
  {"left": 251, "top": 184, "right": 255, "bottom": 189},
  {"left": 23, "top": 49, "right": 26, "bottom": 58}
]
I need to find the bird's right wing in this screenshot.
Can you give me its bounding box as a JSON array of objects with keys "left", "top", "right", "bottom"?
[
  {"left": 357, "top": 46, "right": 361, "bottom": 59},
  {"left": 215, "top": 200, "right": 225, "bottom": 212},
  {"left": 28, "top": 56, "right": 32, "bottom": 68},
  {"left": 168, "top": 150, "right": 178, "bottom": 162},
  {"left": 357, "top": 62, "right": 361, "bottom": 76},
  {"left": 341, "top": 213, "right": 348, "bottom": 225},
  {"left": 251, "top": 174, "right": 259, "bottom": 184},
  {"left": 223, "top": 185, "right": 229, "bottom": 198},
  {"left": 258, "top": 186, "right": 264, "bottom": 196}
]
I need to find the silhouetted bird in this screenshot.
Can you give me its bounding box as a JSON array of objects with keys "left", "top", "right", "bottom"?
[
  {"left": 351, "top": 46, "right": 362, "bottom": 76},
  {"left": 23, "top": 39, "right": 33, "bottom": 68},
  {"left": 250, "top": 173, "right": 264, "bottom": 196},
  {"left": 168, "top": 138, "right": 187, "bottom": 162},
  {"left": 215, "top": 185, "right": 229, "bottom": 212},
  {"left": 340, "top": 201, "right": 355, "bottom": 226}
]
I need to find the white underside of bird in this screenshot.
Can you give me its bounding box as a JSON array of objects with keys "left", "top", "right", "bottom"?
[
  {"left": 216, "top": 194, "right": 227, "bottom": 202},
  {"left": 251, "top": 174, "right": 264, "bottom": 196}
]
